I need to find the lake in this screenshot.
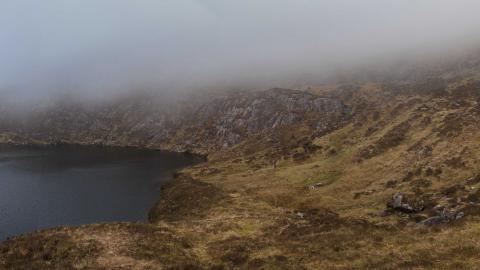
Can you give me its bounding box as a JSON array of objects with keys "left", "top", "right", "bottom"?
[{"left": 0, "top": 145, "right": 200, "bottom": 240}]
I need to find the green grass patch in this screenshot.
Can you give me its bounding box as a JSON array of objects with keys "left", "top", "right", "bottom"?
[{"left": 303, "top": 170, "right": 343, "bottom": 186}]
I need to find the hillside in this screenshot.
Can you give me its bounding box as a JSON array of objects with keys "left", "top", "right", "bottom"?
[
  {"left": 0, "top": 88, "right": 349, "bottom": 156},
  {"left": 2, "top": 62, "right": 480, "bottom": 269}
]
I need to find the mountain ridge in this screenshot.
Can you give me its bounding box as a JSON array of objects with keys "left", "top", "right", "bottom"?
[{"left": 2, "top": 59, "right": 480, "bottom": 269}]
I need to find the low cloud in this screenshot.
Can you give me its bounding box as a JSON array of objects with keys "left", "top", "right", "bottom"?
[{"left": 1, "top": 0, "right": 480, "bottom": 100}]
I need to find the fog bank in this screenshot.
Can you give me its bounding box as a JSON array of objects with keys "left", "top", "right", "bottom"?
[{"left": 1, "top": 0, "right": 480, "bottom": 100}]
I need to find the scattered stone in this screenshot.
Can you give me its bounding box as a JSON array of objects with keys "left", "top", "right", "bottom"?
[
  {"left": 418, "top": 208, "right": 464, "bottom": 226},
  {"left": 419, "top": 216, "right": 445, "bottom": 226},
  {"left": 308, "top": 182, "right": 325, "bottom": 190},
  {"left": 387, "top": 192, "right": 421, "bottom": 213},
  {"left": 392, "top": 193, "right": 415, "bottom": 213},
  {"left": 433, "top": 204, "right": 444, "bottom": 212}
]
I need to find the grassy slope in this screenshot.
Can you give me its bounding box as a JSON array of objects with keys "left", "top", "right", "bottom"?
[
  {"left": 3, "top": 83, "right": 480, "bottom": 269},
  {"left": 171, "top": 82, "right": 480, "bottom": 269}
]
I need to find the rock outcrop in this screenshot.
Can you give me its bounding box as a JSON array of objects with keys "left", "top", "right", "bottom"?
[{"left": 0, "top": 88, "right": 351, "bottom": 155}]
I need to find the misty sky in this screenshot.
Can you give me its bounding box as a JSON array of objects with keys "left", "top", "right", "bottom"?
[{"left": 1, "top": 0, "right": 480, "bottom": 99}]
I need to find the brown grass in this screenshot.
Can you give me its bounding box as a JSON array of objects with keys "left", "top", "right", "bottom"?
[{"left": 3, "top": 85, "right": 480, "bottom": 269}]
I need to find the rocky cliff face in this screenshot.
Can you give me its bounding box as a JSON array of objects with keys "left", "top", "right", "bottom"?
[{"left": 0, "top": 88, "right": 351, "bottom": 155}]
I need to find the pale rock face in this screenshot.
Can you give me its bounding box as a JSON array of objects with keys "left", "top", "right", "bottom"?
[
  {"left": 186, "top": 88, "right": 350, "bottom": 149},
  {"left": 0, "top": 88, "right": 351, "bottom": 154}
]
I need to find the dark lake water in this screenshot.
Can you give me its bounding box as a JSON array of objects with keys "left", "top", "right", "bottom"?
[{"left": 0, "top": 145, "right": 200, "bottom": 240}]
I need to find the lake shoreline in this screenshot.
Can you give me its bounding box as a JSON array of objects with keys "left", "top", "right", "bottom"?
[{"left": 0, "top": 143, "right": 203, "bottom": 241}]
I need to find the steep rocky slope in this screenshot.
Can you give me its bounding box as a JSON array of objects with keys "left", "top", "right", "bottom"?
[
  {"left": 3, "top": 57, "right": 480, "bottom": 269},
  {"left": 0, "top": 88, "right": 350, "bottom": 155}
]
